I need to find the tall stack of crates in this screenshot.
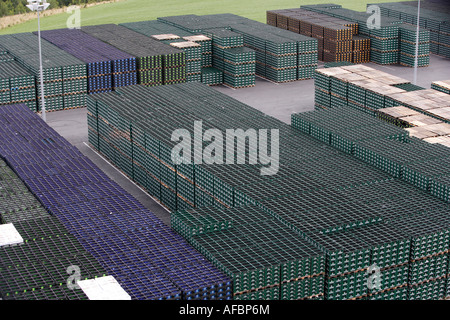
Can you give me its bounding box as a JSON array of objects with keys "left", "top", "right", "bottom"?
[
  {"left": 172, "top": 206, "right": 326, "bottom": 300},
  {"left": 0, "top": 56, "right": 36, "bottom": 112},
  {"left": 81, "top": 24, "right": 186, "bottom": 86},
  {"left": 352, "top": 35, "right": 371, "bottom": 64},
  {"left": 432, "top": 80, "right": 450, "bottom": 95},
  {"left": 373, "top": 2, "right": 450, "bottom": 59},
  {"left": 0, "top": 33, "right": 87, "bottom": 111},
  {"left": 39, "top": 29, "right": 137, "bottom": 95},
  {"left": 398, "top": 24, "right": 430, "bottom": 67},
  {"left": 121, "top": 20, "right": 217, "bottom": 85},
  {"left": 202, "top": 28, "right": 255, "bottom": 88}
]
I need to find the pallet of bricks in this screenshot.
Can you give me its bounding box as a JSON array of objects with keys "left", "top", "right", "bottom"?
[
  {"left": 0, "top": 53, "right": 36, "bottom": 112},
  {"left": 374, "top": 1, "right": 450, "bottom": 59},
  {"left": 157, "top": 14, "right": 318, "bottom": 84},
  {"left": 39, "top": 29, "right": 137, "bottom": 95},
  {"left": 0, "top": 33, "right": 87, "bottom": 112},
  {"left": 121, "top": 20, "right": 221, "bottom": 86},
  {"left": 267, "top": 8, "right": 370, "bottom": 64},
  {"left": 81, "top": 24, "right": 186, "bottom": 86},
  {"left": 300, "top": 4, "right": 403, "bottom": 66}
]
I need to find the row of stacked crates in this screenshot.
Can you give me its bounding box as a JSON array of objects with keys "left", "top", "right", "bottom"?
[
  {"left": 0, "top": 103, "right": 232, "bottom": 300},
  {"left": 87, "top": 80, "right": 450, "bottom": 300},
  {"left": 157, "top": 14, "right": 318, "bottom": 84},
  {"left": 373, "top": 1, "right": 450, "bottom": 59},
  {"left": 0, "top": 33, "right": 87, "bottom": 112},
  {"left": 81, "top": 24, "right": 186, "bottom": 86},
  {"left": 291, "top": 105, "right": 450, "bottom": 300},
  {"left": 202, "top": 28, "right": 255, "bottom": 88},
  {"left": 38, "top": 29, "right": 137, "bottom": 94},
  {"left": 120, "top": 20, "right": 216, "bottom": 84},
  {"left": 267, "top": 8, "right": 371, "bottom": 64}
]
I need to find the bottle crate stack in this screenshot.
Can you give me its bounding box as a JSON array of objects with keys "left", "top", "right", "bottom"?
[
  {"left": 291, "top": 107, "right": 409, "bottom": 155},
  {"left": 86, "top": 79, "right": 450, "bottom": 300},
  {"left": 372, "top": 2, "right": 450, "bottom": 59},
  {"left": 172, "top": 205, "right": 326, "bottom": 300},
  {"left": 81, "top": 24, "right": 186, "bottom": 87},
  {"left": 38, "top": 29, "right": 137, "bottom": 95},
  {"left": 0, "top": 33, "right": 87, "bottom": 112},
  {"left": 0, "top": 103, "right": 232, "bottom": 300},
  {"left": 121, "top": 20, "right": 218, "bottom": 85},
  {"left": 300, "top": 4, "right": 409, "bottom": 66},
  {"left": 0, "top": 159, "right": 50, "bottom": 224},
  {"left": 398, "top": 24, "right": 430, "bottom": 67},
  {"left": 391, "top": 214, "right": 450, "bottom": 300},
  {"left": 0, "top": 56, "right": 36, "bottom": 112},
  {"left": 351, "top": 35, "right": 371, "bottom": 64},
  {"left": 154, "top": 13, "right": 318, "bottom": 84}
]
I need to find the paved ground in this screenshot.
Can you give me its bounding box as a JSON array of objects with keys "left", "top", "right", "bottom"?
[{"left": 46, "top": 55, "right": 450, "bottom": 226}]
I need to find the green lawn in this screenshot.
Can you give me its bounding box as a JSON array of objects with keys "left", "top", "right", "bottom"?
[{"left": 0, "top": 0, "right": 404, "bottom": 35}]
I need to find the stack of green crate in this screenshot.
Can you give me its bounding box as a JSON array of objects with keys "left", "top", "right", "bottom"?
[
  {"left": 399, "top": 24, "right": 430, "bottom": 67},
  {"left": 390, "top": 214, "right": 450, "bottom": 300},
  {"left": 354, "top": 137, "right": 450, "bottom": 179},
  {"left": 370, "top": 23, "right": 400, "bottom": 65},
  {"left": 292, "top": 106, "right": 409, "bottom": 154},
  {"left": 402, "top": 158, "right": 450, "bottom": 192},
  {"left": 431, "top": 80, "right": 450, "bottom": 95},
  {"left": 430, "top": 175, "right": 450, "bottom": 203},
  {"left": 372, "top": 2, "right": 450, "bottom": 59},
  {"left": 201, "top": 67, "right": 223, "bottom": 85},
  {"left": 173, "top": 205, "right": 326, "bottom": 299},
  {"left": 169, "top": 41, "right": 202, "bottom": 82},
  {"left": 0, "top": 33, "right": 87, "bottom": 112},
  {"left": 351, "top": 223, "right": 411, "bottom": 300},
  {"left": 0, "top": 57, "right": 36, "bottom": 112}
]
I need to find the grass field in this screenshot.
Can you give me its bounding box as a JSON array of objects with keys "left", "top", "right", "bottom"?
[{"left": 0, "top": 0, "right": 404, "bottom": 35}]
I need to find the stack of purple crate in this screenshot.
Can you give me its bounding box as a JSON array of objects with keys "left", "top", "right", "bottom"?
[
  {"left": 0, "top": 103, "right": 232, "bottom": 300},
  {"left": 38, "top": 29, "right": 137, "bottom": 93}
]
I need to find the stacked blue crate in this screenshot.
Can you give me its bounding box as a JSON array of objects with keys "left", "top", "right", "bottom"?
[
  {"left": 0, "top": 103, "right": 232, "bottom": 300},
  {"left": 39, "top": 29, "right": 137, "bottom": 94}
]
